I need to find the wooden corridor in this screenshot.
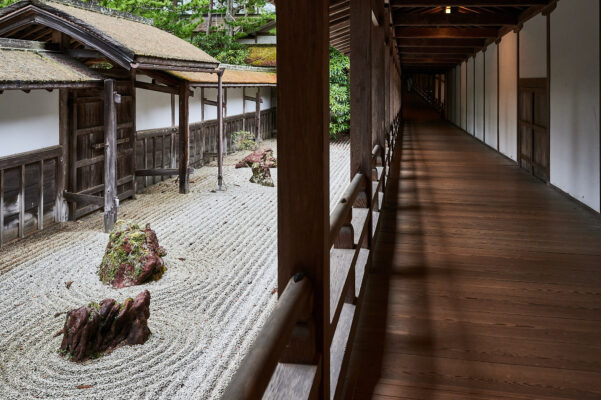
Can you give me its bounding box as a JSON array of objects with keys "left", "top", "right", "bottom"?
[{"left": 343, "top": 93, "right": 601, "bottom": 400}]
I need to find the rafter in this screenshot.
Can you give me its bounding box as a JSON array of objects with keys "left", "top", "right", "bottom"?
[
  {"left": 396, "top": 38, "right": 486, "bottom": 47},
  {"left": 391, "top": 0, "right": 548, "bottom": 6}
]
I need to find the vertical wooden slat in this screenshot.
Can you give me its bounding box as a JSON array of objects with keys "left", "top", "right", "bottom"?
[
  {"left": 497, "top": 38, "right": 501, "bottom": 151},
  {"left": 143, "top": 137, "right": 148, "bottom": 188},
  {"left": 38, "top": 159, "right": 44, "bottom": 231},
  {"left": 103, "top": 79, "right": 118, "bottom": 232},
  {"left": 242, "top": 87, "right": 246, "bottom": 131},
  {"left": 483, "top": 49, "right": 486, "bottom": 144},
  {"left": 19, "top": 164, "right": 24, "bottom": 238},
  {"left": 131, "top": 71, "right": 137, "bottom": 194},
  {"left": 70, "top": 92, "right": 78, "bottom": 219},
  {"left": 277, "top": 1, "right": 330, "bottom": 398},
  {"left": 152, "top": 136, "right": 157, "bottom": 184},
  {"left": 179, "top": 81, "right": 190, "bottom": 194}
]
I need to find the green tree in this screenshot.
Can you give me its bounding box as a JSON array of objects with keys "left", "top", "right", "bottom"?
[{"left": 329, "top": 47, "right": 350, "bottom": 140}]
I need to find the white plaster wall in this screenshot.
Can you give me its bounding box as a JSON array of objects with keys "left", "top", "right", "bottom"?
[
  {"left": 519, "top": 13, "right": 547, "bottom": 79},
  {"left": 136, "top": 75, "right": 178, "bottom": 131},
  {"left": 499, "top": 31, "right": 518, "bottom": 161},
  {"left": 475, "top": 52, "right": 485, "bottom": 141},
  {"left": 190, "top": 88, "right": 203, "bottom": 123},
  {"left": 550, "top": 0, "right": 600, "bottom": 212},
  {"left": 455, "top": 65, "right": 461, "bottom": 126},
  {"left": 260, "top": 87, "right": 272, "bottom": 110},
  {"left": 227, "top": 88, "right": 244, "bottom": 116},
  {"left": 202, "top": 88, "right": 218, "bottom": 121},
  {"left": 0, "top": 90, "right": 59, "bottom": 157},
  {"left": 467, "top": 57, "right": 475, "bottom": 135},
  {"left": 461, "top": 62, "right": 467, "bottom": 130},
  {"left": 485, "top": 43, "right": 498, "bottom": 149}
]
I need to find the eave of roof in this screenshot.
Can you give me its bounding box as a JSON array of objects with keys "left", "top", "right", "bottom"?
[
  {"left": 169, "top": 68, "right": 277, "bottom": 88},
  {"left": 0, "top": 38, "right": 103, "bottom": 90},
  {"left": 0, "top": 0, "right": 220, "bottom": 71}
]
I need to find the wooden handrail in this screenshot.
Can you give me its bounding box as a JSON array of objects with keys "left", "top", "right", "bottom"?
[
  {"left": 222, "top": 274, "right": 312, "bottom": 400},
  {"left": 329, "top": 173, "right": 366, "bottom": 247},
  {"left": 0, "top": 145, "right": 62, "bottom": 170}
]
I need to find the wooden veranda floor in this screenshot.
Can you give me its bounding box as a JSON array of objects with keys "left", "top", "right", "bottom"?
[{"left": 343, "top": 93, "right": 601, "bottom": 400}]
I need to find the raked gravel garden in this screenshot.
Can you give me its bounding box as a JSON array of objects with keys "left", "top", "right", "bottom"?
[{"left": 0, "top": 138, "right": 350, "bottom": 400}]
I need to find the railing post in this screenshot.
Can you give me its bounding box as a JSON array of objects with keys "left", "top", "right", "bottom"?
[
  {"left": 179, "top": 81, "right": 190, "bottom": 194},
  {"left": 277, "top": 1, "right": 330, "bottom": 398}
]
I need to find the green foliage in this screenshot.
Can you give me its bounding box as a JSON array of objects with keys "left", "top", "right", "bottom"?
[
  {"left": 245, "top": 45, "right": 276, "bottom": 67},
  {"left": 191, "top": 29, "right": 249, "bottom": 64},
  {"left": 232, "top": 130, "right": 256, "bottom": 151},
  {"left": 329, "top": 47, "right": 350, "bottom": 140}
]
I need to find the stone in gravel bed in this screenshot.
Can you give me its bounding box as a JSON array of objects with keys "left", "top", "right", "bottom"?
[
  {"left": 58, "top": 290, "right": 151, "bottom": 362},
  {"left": 235, "top": 148, "right": 277, "bottom": 169},
  {"left": 98, "top": 220, "right": 167, "bottom": 288}
]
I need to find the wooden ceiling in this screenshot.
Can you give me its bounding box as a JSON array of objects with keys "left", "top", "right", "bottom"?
[{"left": 329, "top": 0, "right": 556, "bottom": 72}]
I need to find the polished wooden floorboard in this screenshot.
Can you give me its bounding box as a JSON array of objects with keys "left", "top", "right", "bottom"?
[{"left": 344, "top": 94, "right": 601, "bottom": 400}]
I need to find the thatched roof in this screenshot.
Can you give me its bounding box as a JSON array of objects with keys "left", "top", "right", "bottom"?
[
  {"left": 0, "top": 38, "right": 102, "bottom": 89},
  {"left": 0, "top": 0, "right": 219, "bottom": 71},
  {"left": 170, "top": 69, "right": 277, "bottom": 87}
]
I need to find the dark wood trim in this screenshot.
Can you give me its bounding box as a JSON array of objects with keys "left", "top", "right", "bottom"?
[
  {"left": 134, "top": 80, "right": 177, "bottom": 95},
  {"left": 0, "top": 145, "right": 62, "bottom": 170},
  {"left": 546, "top": 11, "right": 551, "bottom": 184},
  {"left": 135, "top": 167, "right": 193, "bottom": 176},
  {"left": 0, "top": 170, "right": 3, "bottom": 247},
  {"left": 497, "top": 39, "right": 500, "bottom": 150},
  {"left": 217, "top": 70, "right": 224, "bottom": 190},
  {"left": 483, "top": 49, "right": 486, "bottom": 143},
  {"left": 517, "top": 30, "right": 521, "bottom": 167}
]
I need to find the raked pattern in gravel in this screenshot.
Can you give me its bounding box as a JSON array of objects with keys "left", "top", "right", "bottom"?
[{"left": 0, "top": 139, "right": 350, "bottom": 400}]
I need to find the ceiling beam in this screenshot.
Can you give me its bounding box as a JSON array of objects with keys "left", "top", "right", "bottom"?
[
  {"left": 391, "top": 0, "right": 548, "bottom": 6},
  {"left": 395, "top": 27, "right": 499, "bottom": 38},
  {"left": 393, "top": 12, "right": 518, "bottom": 26},
  {"left": 396, "top": 38, "right": 486, "bottom": 47},
  {"left": 399, "top": 46, "right": 478, "bottom": 54}
]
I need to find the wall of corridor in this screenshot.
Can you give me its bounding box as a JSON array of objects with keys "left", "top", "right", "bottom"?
[{"left": 446, "top": 0, "right": 600, "bottom": 213}]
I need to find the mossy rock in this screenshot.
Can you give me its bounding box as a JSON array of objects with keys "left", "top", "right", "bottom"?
[{"left": 98, "top": 220, "right": 166, "bottom": 288}]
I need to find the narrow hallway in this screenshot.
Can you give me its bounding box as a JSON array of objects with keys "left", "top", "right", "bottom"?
[{"left": 344, "top": 93, "right": 601, "bottom": 400}]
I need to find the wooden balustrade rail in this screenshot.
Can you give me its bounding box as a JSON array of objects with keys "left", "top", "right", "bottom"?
[
  {"left": 222, "top": 274, "right": 313, "bottom": 400},
  {"left": 222, "top": 111, "right": 401, "bottom": 400}
]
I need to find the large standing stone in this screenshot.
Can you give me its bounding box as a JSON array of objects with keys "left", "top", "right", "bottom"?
[
  {"left": 98, "top": 220, "right": 166, "bottom": 288},
  {"left": 250, "top": 162, "right": 274, "bottom": 187},
  {"left": 58, "top": 290, "right": 151, "bottom": 362},
  {"left": 235, "top": 148, "right": 277, "bottom": 169}
]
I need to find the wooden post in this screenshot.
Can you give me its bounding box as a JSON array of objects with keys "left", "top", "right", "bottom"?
[
  {"left": 0, "top": 170, "right": 3, "bottom": 247},
  {"left": 217, "top": 70, "right": 224, "bottom": 190},
  {"left": 350, "top": 0, "right": 373, "bottom": 245},
  {"left": 179, "top": 81, "right": 190, "bottom": 194},
  {"left": 56, "top": 89, "right": 69, "bottom": 222},
  {"left": 103, "top": 79, "right": 118, "bottom": 233},
  {"left": 255, "top": 89, "right": 261, "bottom": 143},
  {"left": 38, "top": 160, "right": 44, "bottom": 231},
  {"left": 277, "top": 0, "right": 330, "bottom": 398},
  {"left": 242, "top": 87, "right": 246, "bottom": 131}
]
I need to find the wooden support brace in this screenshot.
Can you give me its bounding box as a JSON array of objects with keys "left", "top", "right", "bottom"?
[
  {"left": 64, "top": 191, "right": 104, "bottom": 206},
  {"left": 136, "top": 167, "right": 193, "bottom": 177}
]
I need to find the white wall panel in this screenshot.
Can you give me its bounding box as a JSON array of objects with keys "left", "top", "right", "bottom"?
[
  {"left": 467, "top": 58, "right": 475, "bottom": 135},
  {"left": 499, "top": 31, "right": 518, "bottom": 161},
  {"left": 485, "top": 43, "right": 498, "bottom": 149},
  {"left": 136, "top": 75, "right": 177, "bottom": 131},
  {"left": 461, "top": 61, "right": 467, "bottom": 130},
  {"left": 550, "top": 0, "right": 600, "bottom": 212},
  {"left": 519, "top": 13, "right": 547, "bottom": 79},
  {"left": 0, "top": 90, "right": 59, "bottom": 157},
  {"left": 475, "top": 52, "right": 485, "bottom": 141}
]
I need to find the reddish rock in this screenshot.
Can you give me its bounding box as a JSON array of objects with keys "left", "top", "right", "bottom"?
[
  {"left": 235, "top": 148, "right": 277, "bottom": 169},
  {"left": 58, "top": 290, "right": 151, "bottom": 362},
  {"left": 250, "top": 162, "right": 274, "bottom": 187},
  {"left": 98, "top": 220, "right": 166, "bottom": 288}
]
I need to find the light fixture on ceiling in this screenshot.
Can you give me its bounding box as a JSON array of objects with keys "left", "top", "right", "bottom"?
[{"left": 445, "top": 6, "right": 452, "bottom": 14}]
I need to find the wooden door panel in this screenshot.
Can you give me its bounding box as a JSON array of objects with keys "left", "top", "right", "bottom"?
[{"left": 518, "top": 79, "right": 549, "bottom": 183}]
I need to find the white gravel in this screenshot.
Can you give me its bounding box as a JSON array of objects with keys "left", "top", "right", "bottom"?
[{"left": 0, "top": 138, "right": 350, "bottom": 400}]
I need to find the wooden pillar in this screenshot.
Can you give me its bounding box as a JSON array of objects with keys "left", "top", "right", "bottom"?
[
  {"left": 242, "top": 87, "right": 246, "bottom": 131},
  {"left": 277, "top": 0, "right": 330, "bottom": 398},
  {"left": 372, "top": 1, "right": 386, "bottom": 163},
  {"left": 255, "top": 89, "right": 261, "bottom": 143},
  {"left": 56, "top": 89, "right": 69, "bottom": 222},
  {"left": 179, "top": 81, "right": 190, "bottom": 194},
  {"left": 350, "top": 0, "right": 373, "bottom": 245},
  {"left": 103, "top": 79, "right": 118, "bottom": 232},
  {"left": 217, "top": 70, "right": 224, "bottom": 190}
]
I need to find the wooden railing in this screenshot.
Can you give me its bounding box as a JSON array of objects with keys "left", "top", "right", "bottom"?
[
  {"left": 135, "top": 108, "right": 276, "bottom": 190},
  {"left": 0, "top": 145, "right": 62, "bottom": 247},
  {"left": 223, "top": 112, "right": 402, "bottom": 400}
]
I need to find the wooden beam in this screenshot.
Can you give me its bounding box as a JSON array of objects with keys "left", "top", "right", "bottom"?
[
  {"left": 103, "top": 79, "right": 118, "bottom": 232},
  {"left": 395, "top": 27, "right": 499, "bottom": 38},
  {"left": 135, "top": 80, "right": 178, "bottom": 95},
  {"left": 135, "top": 167, "right": 193, "bottom": 176},
  {"left": 278, "top": 0, "right": 330, "bottom": 398},
  {"left": 217, "top": 70, "right": 224, "bottom": 190},
  {"left": 400, "top": 46, "right": 476, "bottom": 54},
  {"left": 179, "top": 81, "right": 190, "bottom": 194},
  {"left": 396, "top": 38, "right": 486, "bottom": 47},
  {"left": 64, "top": 191, "right": 104, "bottom": 206},
  {"left": 393, "top": 11, "right": 518, "bottom": 26},
  {"left": 391, "top": 0, "right": 548, "bottom": 6}
]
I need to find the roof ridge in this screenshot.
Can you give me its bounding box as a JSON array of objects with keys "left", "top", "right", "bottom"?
[{"left": 38, "top": 0, "right": 154, "bottom": 26}]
